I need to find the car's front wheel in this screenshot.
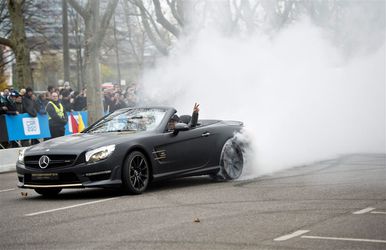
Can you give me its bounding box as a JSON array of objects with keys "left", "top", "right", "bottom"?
[
  {"left": 122, "top": 151, "right": 150, "bottom": 194},
  {"left": 212, "top": 138, "right": 244, "bottom": 180},
  {"left": 34, "top": 188, "right": 62, "bottom": 197}
]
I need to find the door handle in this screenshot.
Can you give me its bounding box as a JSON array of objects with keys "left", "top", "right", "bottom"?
[{"left": 201, "top": 132, "right": 211, "bottom": 137}]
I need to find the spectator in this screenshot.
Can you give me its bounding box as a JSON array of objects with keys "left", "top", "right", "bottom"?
[
  {"left": 103, "top": 91, "right": 113, "bottom": 113},
  {"left": 2, "top": 88, "right": 10, "bottom": 97},
  {"left": 0, "top": 89, "right": 9, "bottom": 115},
  {"left": 5, "top": 91, "right": 20, "bottom": 115},
  {"left": 124, "top": 91, "right": 137, "bottom": 107},
  {"left": 63, "top": 81, "right": 72, "bottom": 92},
  {"left": 46, "top": 85, "right": 54, "bottom": 100},
  {"left": 19, "top": 88, "right": 26, "bottom": 97},
  {"left": 15, "top": 95, "right": 24, "bottom": 114},
  {"left": 73, "top": 89, "right": 87, "bottom": 111},
  {"left": 46, "top": 92, "right": 68, "bottom": 138},
  {"left": 113, "top": 92, "right": 127, "bottom": 111},
  {"left": 35, "top": 93, "right": 48, "bottom": 115},
  {"left": 60, "top": 89, "right": 72, "bottom": 112},
  {"left": 23, "top": 87, "right": 37, "bottom": 117}
]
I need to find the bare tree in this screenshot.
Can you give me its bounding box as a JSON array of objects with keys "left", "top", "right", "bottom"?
[
  {"left": 62, "top": 0, "right": 70, "bottom": 82},
  {"left": 68, "top": 0, "right": 119, "bottom": 124},
  {"left": 0, "top": 0, "right": 33, "bottom": 89},
  {"left": 129, "top": 0, "right": 187, "bottom": 55}
]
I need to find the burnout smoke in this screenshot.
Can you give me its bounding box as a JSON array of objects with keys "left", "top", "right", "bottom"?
[{"left": 138, "top": 9, "right": 385, "bottom": 179}]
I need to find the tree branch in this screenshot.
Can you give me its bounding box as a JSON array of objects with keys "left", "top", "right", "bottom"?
[
  {"left": 67, "top": 0, "right": 87, "bottom": 19},
  {"left": 130, "top": 0, "right": 169, "bottom": 55},
  {"left": 167, "top": 0, "right": 183, "bottom": 27},
  {"left": 0, "top": 36, "right": 13, "bottom": 49},
  {"left": 152, "top": 0, "right": 180, "bottom": 37},
  {"left": 96, "top": 0, "right": 119, "bottom": 49}
]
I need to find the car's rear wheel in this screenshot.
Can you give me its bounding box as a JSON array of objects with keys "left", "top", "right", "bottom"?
[
  {"left": 122, "top": 151, "right": 150, "bottom": 194},
  {"left": 212, "top": 138, "right": 244, "bottom": 180},
  {"left": 34, "top": 188, "right": 62, "bottom": 197}
]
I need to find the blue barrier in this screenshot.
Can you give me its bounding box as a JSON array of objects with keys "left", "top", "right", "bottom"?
[
  {"left": 1, "top": 111, "right": 88, "bottom": 141},
  {"left": 5, "top": 113, "right": 51, "bottom": 141}
]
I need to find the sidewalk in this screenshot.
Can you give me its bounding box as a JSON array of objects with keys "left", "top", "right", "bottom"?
[{"left": 0, "top": 148, "right": 20, "bottom": 173}]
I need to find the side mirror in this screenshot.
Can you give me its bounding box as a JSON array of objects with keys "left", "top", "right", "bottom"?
[{"left": 173, "top": 122, "right": 189, "bottom": 135}]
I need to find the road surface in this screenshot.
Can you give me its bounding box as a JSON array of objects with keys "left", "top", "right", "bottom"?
[{"left": 0, "top": 154, "right": 385, "bottom": 249}]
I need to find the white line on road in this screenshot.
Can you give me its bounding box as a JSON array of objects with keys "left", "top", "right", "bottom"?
[
  {"left": 353, "top": 207, "right": 375, "bottom": 214},
  {"left": 302, "top": 235, "right": 386, "bottom": 244},
  {"left": 274, "top": 230, "right": 310, "bottom": 241},
  {"left": 371, "top": 211, "right": 386, "bottom": 215},
  {"left": 24, "top": 197, "right": 119, "bottom": 217},
  {"left": 0, "top": 188, "right": 16, "bottom": 193}
]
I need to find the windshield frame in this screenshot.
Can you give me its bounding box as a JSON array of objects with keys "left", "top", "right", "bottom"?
[{"left": 84, "top": 107, "right": 172, "bottom": 134}]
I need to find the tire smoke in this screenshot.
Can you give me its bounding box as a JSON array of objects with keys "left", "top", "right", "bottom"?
[{"left": 138, "top": 16, "right": 385, "bottom": 179}]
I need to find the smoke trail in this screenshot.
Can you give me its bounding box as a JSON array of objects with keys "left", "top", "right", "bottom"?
[{"left": 138, "top": 15, "right": 385, "bottom": 179}]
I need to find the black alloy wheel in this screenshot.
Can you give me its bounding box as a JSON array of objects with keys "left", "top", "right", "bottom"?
[
  {"left": 219, "top": 139, "right": 244, "bottom": 180},
  {"left": 122, "top": 151, "right": 150, "bottom": 194},
  {"left": 34, "top": 188, "right": 62, "bottom": 197}
]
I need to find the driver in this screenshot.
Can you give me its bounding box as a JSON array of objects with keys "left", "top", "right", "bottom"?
[{"left": 167, "top": 103, "right": 200, "bottom": 131}]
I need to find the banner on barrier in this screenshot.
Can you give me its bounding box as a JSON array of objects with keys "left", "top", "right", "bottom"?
[
  {"left": 2, "top": 111, "right": 88, "bottom": 141},
  {"left": 65, "top": 112, "right": 88, "bottom": 135},
  {"left": 5, "top": 114, "right": 51, "bottom": 141}
]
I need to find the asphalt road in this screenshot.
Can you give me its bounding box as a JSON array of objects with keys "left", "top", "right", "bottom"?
[{"left": 0, "top": 154, "right": 385, "bottom": 249}]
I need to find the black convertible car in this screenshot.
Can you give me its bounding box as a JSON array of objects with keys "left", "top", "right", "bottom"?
[{"left": 16, "top": 107, "right": 244, "bottom": 196}]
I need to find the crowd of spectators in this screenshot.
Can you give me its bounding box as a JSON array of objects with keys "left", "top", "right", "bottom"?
[
  {"left": 103, "top": 83, "right": 138, "bottom": 113},
  {"left": 0, "top": 82, "right": 139, "bottom": 148},
  {"left": 0, "top": 83, "right": 87, "bottom": 117}
]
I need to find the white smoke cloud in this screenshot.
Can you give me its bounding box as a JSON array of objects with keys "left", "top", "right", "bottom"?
[{"left": 138, "top": 15, "right": 385, "bottom": 179}]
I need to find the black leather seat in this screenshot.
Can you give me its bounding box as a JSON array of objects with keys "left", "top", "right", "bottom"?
[{"left": 179, "top": 115, "right": 191, "bottom": 124}]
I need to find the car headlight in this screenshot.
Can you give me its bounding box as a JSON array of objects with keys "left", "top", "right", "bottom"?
[
  {"left": 18, "top": 148, "right": 26, "bottom": 164},
  {"left": 85, "top": 145, "right": 116, "bottom": 163}
]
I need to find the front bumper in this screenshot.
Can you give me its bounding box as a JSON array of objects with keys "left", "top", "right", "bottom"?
[{"left": 16, "top": 158, "right": 123, "bottom": 189}]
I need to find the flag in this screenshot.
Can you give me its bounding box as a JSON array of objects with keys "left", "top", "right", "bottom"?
[
  {"left": 70, "top": 113, "right": 78, "bottom": 134},
  {"left": 78, "top": 112, "right": 85, "bottom": 132}
]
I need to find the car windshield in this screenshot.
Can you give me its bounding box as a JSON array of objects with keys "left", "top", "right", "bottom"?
[{"left": 87, "top": 108, "right": 167, "bottom": 133}]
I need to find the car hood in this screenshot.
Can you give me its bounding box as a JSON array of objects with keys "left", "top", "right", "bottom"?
[{"left": 26, "top": 132, "right": 142, "bottom": 155}]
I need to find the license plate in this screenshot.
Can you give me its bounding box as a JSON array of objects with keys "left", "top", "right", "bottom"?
[{"left": 31, "top": 173, "right": 59, "bottom": 180}]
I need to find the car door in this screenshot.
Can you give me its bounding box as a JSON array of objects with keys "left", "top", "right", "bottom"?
[{"left": 153, "top": 126, "right": 215, "bottom": 173}]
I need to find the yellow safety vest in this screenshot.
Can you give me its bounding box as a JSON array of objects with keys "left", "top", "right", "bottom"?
[{"left": 47, "top": 101, "right": 64, "bottom": 119}]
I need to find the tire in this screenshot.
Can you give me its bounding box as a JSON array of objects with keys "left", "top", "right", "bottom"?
[
  {"left": 213, "top": 138, "right": 244, "bottom": 180},
  {"left": 34, "top": 188, "right": 62, "bottom": 197},
  {"left": 122, "top": 151, "right": 150, "bottom": 194}
]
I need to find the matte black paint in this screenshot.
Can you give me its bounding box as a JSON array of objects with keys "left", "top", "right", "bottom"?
[{"left": 16, "top": 107, "right": 243, "bottom": 190}]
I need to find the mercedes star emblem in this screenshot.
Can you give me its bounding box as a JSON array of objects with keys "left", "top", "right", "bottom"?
[{"left": 38, "top": 155, "right": 50, "bottom": 169}]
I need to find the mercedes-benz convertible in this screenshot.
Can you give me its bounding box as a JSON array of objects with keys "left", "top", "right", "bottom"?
[{"left": 16, "top": 107, "right": 244, "bottom": 196}]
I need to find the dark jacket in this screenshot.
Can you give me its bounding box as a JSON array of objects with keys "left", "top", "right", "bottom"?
[
  {"left": 23, "top": 96, "right": 37, "bottom": 117},
  {"left": 190, "top": 111, "right": 199, "bottom": 128},
  {"left": 0, "top": 95, "right": 8, "bottom": 115},
  {"left": 35, "top": 98, "right": 48, "bottom": 115},
  {"left": 15, "top": 102, "right": 24, "bottom": 114},
  {"left": 73, "top": 96, "right": 87, "bottom": 111},
  {"left": 61, "top": 98, "right": 72, "bottom": 112},
  {"left": 5, "top": 97, "right": 18, "bottom": 115},
  {"left": 46, "top": 101, "right": 68, "bottom": 127}
]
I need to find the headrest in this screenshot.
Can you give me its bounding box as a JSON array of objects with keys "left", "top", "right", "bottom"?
[{"left": 179, "top": 115, "right": 192, "bottom": 124}]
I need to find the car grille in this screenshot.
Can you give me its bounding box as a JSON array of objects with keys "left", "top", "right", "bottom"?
[
  {"left": 24, "top": 155, "right": 78, "bottom": 169},
  {"left": 24, "top": 173, "right": 80, "bottom": 185}
]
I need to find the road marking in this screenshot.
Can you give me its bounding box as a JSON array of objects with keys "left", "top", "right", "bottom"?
[
  {"left": 353, "top": 207, "right": 375, "bottom": 214},
  {"left": 0, "top": 188, "right": 16, "bottom": 193},
  {"left": 274, "top": 230, "right": 310, "bottom": 241},
  {"left": 371, "top": 211, "right": 386, "bottom": 215},
  {"left": 302, "top": 235, "right": 386, "bottom": 244},
  {"left": 24, "top": 197, "right": 119, "bottom": 217}
]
